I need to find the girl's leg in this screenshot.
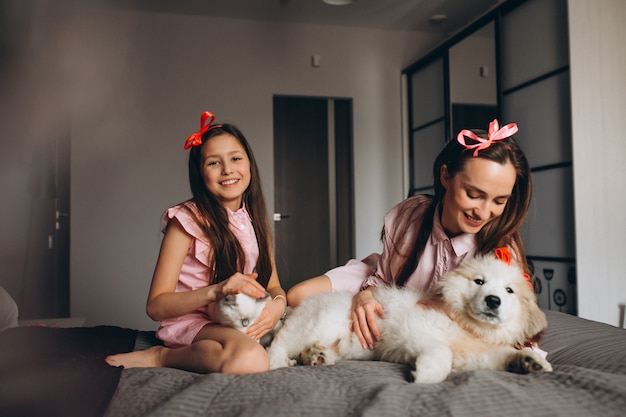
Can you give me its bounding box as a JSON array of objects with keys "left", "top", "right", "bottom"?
[
  {"left": 286, "top": 275, "right": 332, "bottom": 307},
  {"left": 184, "top": 324, "right": 269, "bottom": 374},
  {"left": 106, "top": 324, "right": 268, "bottom": 374}
]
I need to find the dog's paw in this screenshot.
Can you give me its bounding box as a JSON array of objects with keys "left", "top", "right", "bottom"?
[
  {"left": 408, "top": 348, "right": 452, "bottom": 384},
  {"left": 298, "top": 343, "right": 334, "bottom": 366},
  {"left": 411, "top": 363, "right": 450, "bottom": 384},
  {"left": 268, "top": 356, "right": 291, "bottom": 370},
  {"left": 507, "top": 351, "right": 553, "bottom": 374}
]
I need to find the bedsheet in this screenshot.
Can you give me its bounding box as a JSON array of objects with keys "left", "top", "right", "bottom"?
[{"left": 104, "top": 310, "right": 626, "bottom": 417}]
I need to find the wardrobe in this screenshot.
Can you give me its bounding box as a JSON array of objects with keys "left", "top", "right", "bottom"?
[{"left": 404, "top": 0, "right": 575, "bottom": 315}]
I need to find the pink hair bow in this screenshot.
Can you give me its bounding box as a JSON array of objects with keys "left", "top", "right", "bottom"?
[
  {"left": 457, "top": 119, "right": 518, "bottom": 157},
  {"left": 183, "top": 111, "right": 222, "bottom": 150}
]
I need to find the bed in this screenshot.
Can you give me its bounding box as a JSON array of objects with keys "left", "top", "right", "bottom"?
[{"left": 1, "top": 310, "right": 625, "bottom": 417}]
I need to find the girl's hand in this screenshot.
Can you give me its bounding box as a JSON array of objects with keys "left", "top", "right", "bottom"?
[
  {"left": 214, "top": 272, "right": 267, "bottom": 300},
  {"left": 351, "top": 288, "right": 384, "bottom": 350},
  {"left": 246, "top": 296, "right": 285, "bottom": 340}
]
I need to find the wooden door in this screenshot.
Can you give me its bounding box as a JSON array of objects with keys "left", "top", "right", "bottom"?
[
  {"left": 20, "top": 134, "right": 70, "bottom": 319},
  {"left": 273, "top": 96, "right": 353, "bottom": 290}
]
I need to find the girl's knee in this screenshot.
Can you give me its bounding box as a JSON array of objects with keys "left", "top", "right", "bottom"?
[{"left": 221, "top": 342, "right": 269, "bottom": 374}]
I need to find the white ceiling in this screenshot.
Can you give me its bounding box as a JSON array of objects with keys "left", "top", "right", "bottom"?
[{"left": 111, "top": 0, "right": 501, "bottom": 35}]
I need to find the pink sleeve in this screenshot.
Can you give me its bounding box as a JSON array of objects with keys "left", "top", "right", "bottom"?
[
  {"left": 164, "top": 204, "right": 203, "bottom": 238},
  {"left": 164, "top": 203, "right": 212, "bottom": 268},
  {"left": 325, "top": 255, "right": 379, "bottom": 294},
  {"left": 361, "top": 204, "right": 405, "bottom": 289},
  {"left": 361, "top": 197, "right": 431, "bottom": 290},
  {"left": 325, "top": 202, "right": 409, "bottom": 292}
]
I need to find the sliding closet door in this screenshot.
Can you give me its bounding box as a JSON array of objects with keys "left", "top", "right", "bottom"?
[
  {"left": 407, "top": 56, "right": 447, "bottom": 196},
  {"left": 500, "top": 0, "right": 576, "bottom": 314},
  {"left": 406, "top": 21, "right": 498, "bottom": 197}
]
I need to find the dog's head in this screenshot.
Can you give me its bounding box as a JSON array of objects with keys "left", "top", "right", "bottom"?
[{"left": 435, "top": 253, "right": 546, "bottom": 347}]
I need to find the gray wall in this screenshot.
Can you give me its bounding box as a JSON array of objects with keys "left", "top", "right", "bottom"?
[
  {"left": 5, "top": 1, "right": 621, "bottom": 330},
  {"left": 0, "top": 1, "right": 440, "bottom": 330},
  {"left": 568, "top": 0, "right": 626, "bottom": 327}
]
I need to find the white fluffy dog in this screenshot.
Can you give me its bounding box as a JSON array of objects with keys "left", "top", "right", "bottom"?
[{"left": 267, "top": 253, "right": 552, "bottom": 383}]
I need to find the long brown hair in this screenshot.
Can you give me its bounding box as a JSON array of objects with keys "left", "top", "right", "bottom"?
[
  {"left": 395, "top": 131, "right": 532, "bottom": 286},
  {"left": 185, "top": 123, "right": 272, "bottom": 287}
]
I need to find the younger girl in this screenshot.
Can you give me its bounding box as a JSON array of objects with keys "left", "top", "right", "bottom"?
[
  {"left": 106, "top": 111, "right": 286, "bottom": 374},
  {"left": 288, "top": 120, "right": 532, "bottom": 350}
]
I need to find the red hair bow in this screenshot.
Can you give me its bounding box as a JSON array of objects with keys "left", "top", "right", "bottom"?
[
  {"left": 457, "top": 119, "right": 518, "bottom": 157},
  {"left": 183, "top": 111, "right": 222, "bottom": 150},
  {"left": 494, "top": 247, "right": 533, "bottom": 291}
]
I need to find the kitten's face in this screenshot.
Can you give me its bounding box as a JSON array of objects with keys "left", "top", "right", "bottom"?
[{"left": 212, "top": 293, "right": 269, "bottom": 333}]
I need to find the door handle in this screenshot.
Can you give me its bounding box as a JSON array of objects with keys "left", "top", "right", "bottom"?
[{"left": 273, "top": 213, "right": 291, "bottom": 221}]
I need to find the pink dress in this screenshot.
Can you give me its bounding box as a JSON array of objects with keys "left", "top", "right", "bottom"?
[
  {"left": 326, "top": 195, "right": 477, "bottom": 295},
  {"left": 156, "top": 201, "right": 259, "bottom": 347}
]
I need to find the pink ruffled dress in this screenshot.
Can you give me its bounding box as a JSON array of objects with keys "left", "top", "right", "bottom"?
[{"left": 156, "top": 201, "right": 259, "bottom": 347}]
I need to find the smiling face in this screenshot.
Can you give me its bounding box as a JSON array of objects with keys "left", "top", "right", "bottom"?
[
  {"left": 440, "top": 157, "right": 517, "bottom": 237},
  {"left": 200, "top": 133, "right": 251, "bottom": 211}
]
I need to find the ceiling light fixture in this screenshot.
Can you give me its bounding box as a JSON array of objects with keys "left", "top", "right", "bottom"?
[
  {"left": 429, "top": 14, "right": 448, "bottom": 25},
  {"left": 322, "top": 0, "right": 355, "bottom": 5}
]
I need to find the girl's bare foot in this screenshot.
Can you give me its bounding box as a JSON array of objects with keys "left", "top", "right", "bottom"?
[{"left": 105, "top": 346, "right": 165, "bottom": 369}]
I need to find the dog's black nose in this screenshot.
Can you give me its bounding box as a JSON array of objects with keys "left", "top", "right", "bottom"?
[{"left": 485, "top": 295, "right": 501, "bottom": 309}]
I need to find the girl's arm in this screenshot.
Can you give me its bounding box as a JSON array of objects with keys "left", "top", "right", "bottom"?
[
  {"left": 265, "top": 247, "right": 285, "bottom": 301},
  {"left": 246, "top": 241, "right": 286, "bottom": 340},
  {"left": 146, "top": 219, "right": 265, "bottom": 321}
]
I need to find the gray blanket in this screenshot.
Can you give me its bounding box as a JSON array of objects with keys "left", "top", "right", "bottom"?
[{"left": 105, "top": 311, "right": 626, "bottom": 417}]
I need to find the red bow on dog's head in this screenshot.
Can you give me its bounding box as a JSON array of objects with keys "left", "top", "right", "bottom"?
[{"left": 494, "top": 247, "right": 533, "bottom": 291}]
